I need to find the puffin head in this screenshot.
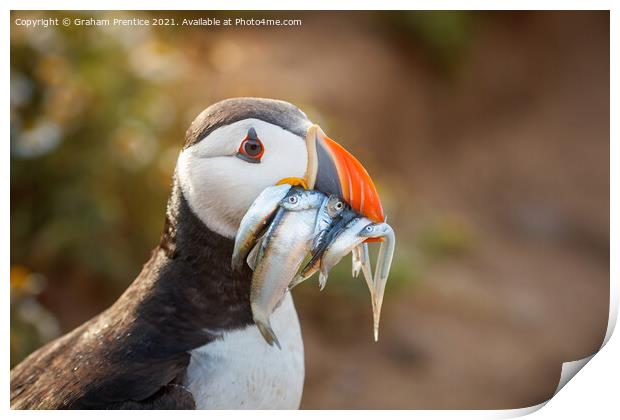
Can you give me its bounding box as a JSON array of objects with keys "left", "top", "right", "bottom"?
[{"left": 176, "top": 97, "right": 384, "bottom": 239}]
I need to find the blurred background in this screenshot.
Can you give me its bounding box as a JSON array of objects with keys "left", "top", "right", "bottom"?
[{"left": 10, "top": 11, "right": 609, "bottom": 409}]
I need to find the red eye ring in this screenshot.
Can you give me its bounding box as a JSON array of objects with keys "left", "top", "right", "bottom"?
[{"left": 238, "top": 137, "right": 264, "bottom": 161}]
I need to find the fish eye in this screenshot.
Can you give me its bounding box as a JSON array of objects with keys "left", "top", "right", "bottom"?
[
  {"left": 365, "top": 225, "right": 374, "bottom": 232},
  {"left": 335, "top": 202, "right": 343, "bottom": 210},
  {"left": 288, "top": 196, "right": 298, "bottom": 204},
  {"left": 236, "top": 128, "right": 264, "bottom": 163}
]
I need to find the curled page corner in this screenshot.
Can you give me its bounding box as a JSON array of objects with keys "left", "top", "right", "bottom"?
[
  {"left": 505, "top": 300, "right": 617, "bottom": 417},
  {"left": 551, "top": 302, "right": 617, "bottom": 398},
  {"left": 499, "top": 401, "right": 548, "bottom": 418},
  {"left": 499, "top": 354, "right": 600, "bottom": 418},
  {"left": 553, "top": 355, "right": 595, "bottom": 396}
]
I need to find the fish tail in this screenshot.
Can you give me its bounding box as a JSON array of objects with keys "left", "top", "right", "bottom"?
[
  {"left": 371, "top": 228, "right": 395, "bottom": 343},
  {"left": 319, "top": 271, "right": 328, "bottom": 291},
  {"left": 255, "top": 320, "right": 281, "bottom": 350},
  {"left": 289, "top": 274, "right": 306, "bottom": 290}
]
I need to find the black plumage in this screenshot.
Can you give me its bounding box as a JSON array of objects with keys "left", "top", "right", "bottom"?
[
  {"left": 11, "top": 177, "right": 252, "bottom": 409},
  {"left": 185, "top": 97, "right": 310, "bottom": 148}
]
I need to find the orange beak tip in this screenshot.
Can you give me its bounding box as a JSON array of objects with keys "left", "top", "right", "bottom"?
[{"left": 316, "top": 131, "right": 385, "bottom": 222}]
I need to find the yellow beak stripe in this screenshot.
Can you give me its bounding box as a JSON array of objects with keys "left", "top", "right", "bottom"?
[{"left": 276, "top": 177, "right": 309, "bottom": 189}]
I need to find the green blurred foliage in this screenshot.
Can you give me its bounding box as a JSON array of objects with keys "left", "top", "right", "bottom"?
[
  {"left": 11, "top": 11, "right": 182, "bottom": 292},
  {"left": 388, "top": 11, "right": 476, "bottom": 73},
  {"left": 11, "top": 11, "right": 189, "bottom": 364},
  {"left": 417, "top": 214, "right": 474, "bottom": 258}
]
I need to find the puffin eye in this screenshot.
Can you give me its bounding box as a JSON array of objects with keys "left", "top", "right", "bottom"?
[
  {"left": 237, "top": 128, "right": 264, "bottom": 163},
  {"left": 238, "top": 138, "right": 264, "bottom": 160}
]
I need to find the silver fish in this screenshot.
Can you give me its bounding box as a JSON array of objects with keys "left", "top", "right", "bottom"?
[
  {"left": 232, "top": 184, "right": 292, "bottom": 272},
  {"left": 289, "top": 195, "right": 348, "bottom": 289},
  {"left": 250, "top": 187, "right": 324, "bottom": 347},
  {"left": 315, "top": 219, "right": 392, "bottom": 340},
  {"left": 352, "top": 243, "right": 373, "bottom": 306},
  {"left": 352, "top": 245, "right": 363, "bottom": 278},
  {"left": 317, "top": 217, "right": 377, "bottom": 290},
  {"left": 311, "top": 194, "right": 346, "bottom": 251},
  {"left": 351, "top": 242, "right": 375, "bottom": 334},
  {"left": 359, "top": 223, "right": 395, "bottom": 341},
  {"left": 246, "top": 233, "right": 264, "bottom": 271},
  {"left": 352, "top": 243, "right": 372, "bottom": 282},
  {"left": 292, "top": 216, "right": 373, "bottom": 290}
]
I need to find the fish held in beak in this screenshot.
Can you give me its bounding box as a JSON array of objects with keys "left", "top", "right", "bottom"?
[
  {"left": 312, "top": 194, "right": 347, "bottom": 250},
  {"left": 351, "top": 243, "right": 373, "bottom": 280},
  {"left": 316, "top": 217, "right": 373, "bottom": 289},
  {"left": 232, "top": 184, "right": 292, "bottom": 272},
  {"left": 359, "top": 222, "right": 395, "bottom": 341},
  {"left": 352, "top": 245, "right": 362, "bottom": 278},
  {"left": 239, "top": 122, "right": 396, "bottom": 345},
  {"left": 289, "top": 194, "right": 349, "bottom": 290},
  {"left": 353, "top": 243, "right": 374, "bottom": 305},
  {"left": 249, "top": 187, "right": 324, "bottom": 347}
]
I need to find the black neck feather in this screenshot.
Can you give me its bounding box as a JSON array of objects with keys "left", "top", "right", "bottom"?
[{"left": 125, "top": 173, "right": 254, "bottom": 353}]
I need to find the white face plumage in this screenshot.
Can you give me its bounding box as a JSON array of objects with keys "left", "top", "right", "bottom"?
[{"left": 177, "top": 118, "right": 309, "bottom": 239}]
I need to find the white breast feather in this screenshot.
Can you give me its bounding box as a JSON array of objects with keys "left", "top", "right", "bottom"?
[{"left": 184, "top": 292, "right": 305, "bottom": 409}]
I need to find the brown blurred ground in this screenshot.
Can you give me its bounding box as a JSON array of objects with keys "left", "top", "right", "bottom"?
[{"left": 10, "top": 11, "right": 609, "bottom": 409}]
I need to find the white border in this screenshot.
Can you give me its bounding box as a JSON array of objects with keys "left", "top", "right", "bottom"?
[{"left": 3, "top": 2, "right": 617, "bottom": 418}]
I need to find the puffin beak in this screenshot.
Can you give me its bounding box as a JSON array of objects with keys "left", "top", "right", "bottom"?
[{"left": 304, "top": 124, "right": 385, "bottom": 224}]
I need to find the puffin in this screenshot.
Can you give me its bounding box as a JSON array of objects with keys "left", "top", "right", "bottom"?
[{"left": 10, "top": 98, "right": 385, "bottom": 409}]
